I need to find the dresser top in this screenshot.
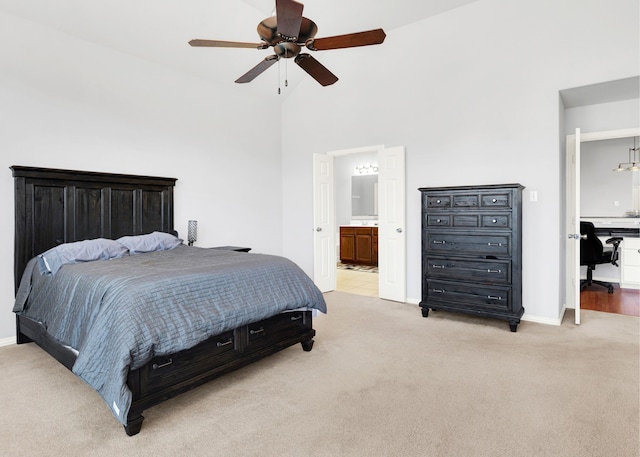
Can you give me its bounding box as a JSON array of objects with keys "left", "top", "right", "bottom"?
[{"left": 418, "top": 183, "right": 524, "bottom": 192}]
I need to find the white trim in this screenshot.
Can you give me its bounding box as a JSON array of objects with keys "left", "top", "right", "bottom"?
[
  {"left": 578, "top": 127, "right": 640, "bottom": 142},
  {"left": 327, "top": 144, "right": 385, "bottom": 157},
  {"left": 406, "top": 297, "right": 563, "bottom": 326},
  {"left": 521, "top": 314, "right": 563, "bottom": 326},
  {"left": 0, "top": 336, "right": 16, "bottom": 347}
]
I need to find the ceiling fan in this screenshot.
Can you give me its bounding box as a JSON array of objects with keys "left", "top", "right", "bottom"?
[{"left": 188, "top": 0, "right": 386, "bottom": 87}]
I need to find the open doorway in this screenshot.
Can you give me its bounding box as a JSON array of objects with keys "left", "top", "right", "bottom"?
[
  {"left": 334, "top": 152, "right": 380, "bottom": 297},
  {"left": 565, "top": 128, "right": 640, "bottom": 323},
  {"left": 312, "top": 145, "right": 406, "bottom": 302}
]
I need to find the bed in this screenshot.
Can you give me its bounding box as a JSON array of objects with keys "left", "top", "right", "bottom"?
[{"left": 11, "top": 165, "right": 326, "bottom": 436}]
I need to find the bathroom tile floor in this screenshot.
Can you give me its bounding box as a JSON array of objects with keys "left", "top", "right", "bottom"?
[{"left": 336, "top": 268, "right": 379, "bottom": 297}]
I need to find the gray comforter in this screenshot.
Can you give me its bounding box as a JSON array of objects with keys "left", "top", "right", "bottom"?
[{"left": 13, "top": 246, "right": 327, "bottom": 425}]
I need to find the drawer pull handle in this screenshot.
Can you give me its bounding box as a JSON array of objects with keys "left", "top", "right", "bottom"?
[
  {"left": 433, "top": 289, "right": 446, "bottom": 293},
  {"left": 290, "top": 315, "right": 303, "bottom": 321},
  {"left": 433, "top": 240, "right": 446, "bottom": 244},
  {"left": 216, "top": 338, "right": 233, "bottom": 347},
  {"left": 492, "top": 198, "right": 497, "bottom": 203},
  {"left": 487, "top": 242, "right": 503, "bottom": 247},
  {"left": 436, "top": 199, "right": 441, "bottom": 203},
  {"left": 250, "top": 327, "right": 265, "bottom": 335},
  {"left": 487, "top": 295, "right": 503, "bottom": 301},
  {"left": 431, "top": 264, "right": 445, "bottom": 269},
  {"left": 152, "top": 358, "right": 173, "bottom": 370},
  {"left": 487, "top": 269, "right": 502, "bottom": 273},
  {"left": 492, "top": 219, "right": 497, "bottom": 223},
  {"left": 436, "top": 219, "right": 442, "bottom": 223}
]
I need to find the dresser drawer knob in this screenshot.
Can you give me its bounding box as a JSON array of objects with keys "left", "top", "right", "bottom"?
[
  {"left": 492, "top": 219, "right": 497, "bottom": 223},
  {"left": 487, "top": 242, "right": 503, "bottom": 247},
  {"left": 487, "top": 269, "right": 502, "bottom": 273},
  {"left": 216, "top": 338, "right": 233, "bottom": 347},
  {"left": 492, "top": 198, "right": 497, "bottom": 203},
  {"left": 250, "top": 327, "right": 265, "bottom": 335},
  {"left": 436, "top": 199, "right": 441, "bottom": 203}
]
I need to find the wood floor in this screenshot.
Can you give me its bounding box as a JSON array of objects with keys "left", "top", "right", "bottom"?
[{"left": 580, "top": 285, "right": 640, "bottom": 317}]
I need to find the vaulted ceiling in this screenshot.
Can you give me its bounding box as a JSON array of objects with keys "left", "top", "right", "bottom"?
[{"left": 0, "top": 0, "right": 479, "bottom": 94}]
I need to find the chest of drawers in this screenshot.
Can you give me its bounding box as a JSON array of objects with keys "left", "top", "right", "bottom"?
[{"left": 418, "top": 184, "right": 524, "bottom": 331}]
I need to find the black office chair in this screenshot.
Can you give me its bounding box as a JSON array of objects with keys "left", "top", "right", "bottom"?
[{"left": 579, "top": 221, "right": 623, "bottom": 294}]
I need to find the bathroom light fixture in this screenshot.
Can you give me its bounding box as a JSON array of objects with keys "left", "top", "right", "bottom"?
[
  {"left": 187, "top": 220, "right": 198, "bottom": 246},
  {"left": 613, "top": 137, "right": 640, "bottom": 172},
  {"left": 354, "top": 163, "right": 378, "bottom": 175}
]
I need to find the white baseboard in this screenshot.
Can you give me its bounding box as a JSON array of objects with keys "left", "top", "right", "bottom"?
[
  {"left": 405, "top": 297, "right": 562, "bottom": 326},
  {"left": 0, "top": 336, "right": 16, "bottom": 347},
  {"left": 521, "top": 313, "right": 562, "bottom": 326}
]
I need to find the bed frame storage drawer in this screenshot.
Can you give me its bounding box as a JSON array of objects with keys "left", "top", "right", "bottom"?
[
  {"left": 246, "top": 311, "right": 312, "bottom": 351},
  {"left": 129, "top": 310, "right": 315, "bottom": 415},
  {"left": 144, "top": 330, "right": 239, "bottom": 392}
]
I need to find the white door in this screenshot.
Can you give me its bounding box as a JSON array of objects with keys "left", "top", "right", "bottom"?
[
  {"left": 565, "top": 128, "right": 581, "bottom": 324},
  {"left": 378, "top": 146, "right": 406, "bottom": 302},
  {"left": 312, "top": 153, "right": 336, "bottom": 292}
]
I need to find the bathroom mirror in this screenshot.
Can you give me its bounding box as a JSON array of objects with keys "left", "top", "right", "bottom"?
[{"left": 351, "top": 175, "right": 378, "bottom": 219}]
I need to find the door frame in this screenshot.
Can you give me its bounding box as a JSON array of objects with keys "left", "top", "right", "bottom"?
[{"left": 564, "top": 127, "right": 639, "bottom": 324}]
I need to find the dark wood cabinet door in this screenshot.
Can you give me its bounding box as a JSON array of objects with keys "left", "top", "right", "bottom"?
[
  {"left": 355, "top": 234, "right": 373, "bottom": 263},
  {"left": 340, "top": 233, "right": 356, "bottom": 262}
]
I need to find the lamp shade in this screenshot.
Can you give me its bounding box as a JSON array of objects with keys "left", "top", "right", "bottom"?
[{"left": 187, "top": 220, "right": 197, "bottom": 244}]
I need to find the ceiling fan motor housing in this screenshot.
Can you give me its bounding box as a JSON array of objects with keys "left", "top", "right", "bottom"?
[{"left": 257, "top": 16, "right": 318, "bottom": 47}]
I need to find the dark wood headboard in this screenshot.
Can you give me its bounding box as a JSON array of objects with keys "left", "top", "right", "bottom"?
[{"left": 11, "top": 166, "right": 177, "bottom": 292}]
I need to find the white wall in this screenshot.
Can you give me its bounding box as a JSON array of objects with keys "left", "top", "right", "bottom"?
[
  {"left": 0, "top": 12, "right": 283, "bottom": 340},
  {"left": 281, "top": 0, "right": 640, "bottom": 322}
]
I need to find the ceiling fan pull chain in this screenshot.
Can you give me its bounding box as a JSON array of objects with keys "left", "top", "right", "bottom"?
[
  {"left": 285, "top": 50, "right": 289, "bottom": 88},
  {"left": 277, "top": 58, "right": 281, "bottom": 94}
]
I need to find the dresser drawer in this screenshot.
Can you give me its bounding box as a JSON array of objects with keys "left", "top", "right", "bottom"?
[
  {"left": 481, "top": 215, "right": 511, "bottom": 228},
  {"left": 426, "top": 256, "right": 511, "bottom": 284},
  {"left": 425, "top": 280, "right": 512, "bottom": 312},
  {"left": 426, "top": 215, "right": 451, "bottom": 227},
  {"left": 246, "top": 311, "right": 311, "bottom": 351},
  {"left": 426, "top": 213, "right": 511, "bottom": 229},
  {"left": 481, "top": 192, "right": 512, "bottom": 208},
  {"left": 426, "top": 232, "right": 511, "bottom": 257},
  {"left": 425, "top": 195, "right": 451, "bottom": 208},
  {"left": 145, "top": 330, "right": 238, "bottom": 392}
]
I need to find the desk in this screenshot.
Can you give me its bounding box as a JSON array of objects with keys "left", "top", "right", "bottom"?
[{"left": 582, "top": 218, "right": 640, "bottom": 290}]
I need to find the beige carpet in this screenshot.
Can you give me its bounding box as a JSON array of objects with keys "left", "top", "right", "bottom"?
[{"left": 1, "top": 292, "right": 638, "bottom": 457}]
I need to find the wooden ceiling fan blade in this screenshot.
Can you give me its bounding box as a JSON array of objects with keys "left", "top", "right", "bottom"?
[
  {"left": 189, "top": 39, "right": 267, "bottom": 49},
  {"left": 235, "top": 55, "right": 279, "bottom": 83},
  {"left": 294, "top": 53, "right": 338, "bottom": 86},
  {"left": 307, "top": 29, "right": 386, "bottom": 51},
  {"left": 276, "top": 0, "right": 304, "bottom": 41}
]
